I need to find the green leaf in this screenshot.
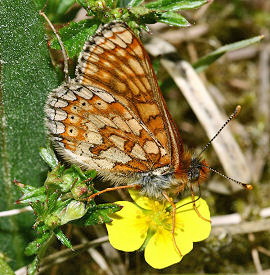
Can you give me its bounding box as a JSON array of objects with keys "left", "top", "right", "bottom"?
[
  {"left": 25, "top": 232, "right": 51, "bottom": 256},
  {"left": 34, "top": 0, "right": 47, "bottom": 10},
  {"left": 158, "top": 11, "right": 190, "bottom": 26},
  {"left": 27, "top": 256, "right": 39, "bottom": 275},
  {"left": 55, "top": 0, "right": 76, "bottom": 15},
  {"left": 127, "top": 0, "right": 145, "bottom": 7},
  {"left": 77, "top": 0, "right": 115, "bottom": 9},
  {"left": 16, "top": 186, "right": 47, "bottom": 205},
  {"left": 84, "top": 169, "right": 97, "bottom": 179},
  {"left": 14, "top": 181, "right": 38, "bottom": 193},
  {"left": 50, "top": 19, "right": 100, "bottom": 58},
  {"left": 0, "top": 0, "right": 58, "bottom": 269},
  {"left": 60, "top": 201, "right": 87, "bottom": 225},
  {"left": 105, "top": 0, "right": 115, "bottom": 8},
  {"left": 47, "top": 192, "right": 61, "bottom": 214},
  {"left": 127, "top": 7, "right": 160, "bottom": 24},
  {"left": 35, "top": 0, "right": 79, "bottom": 23},
  {"left": 76, "top": 203, "right": 122, "bottom": 226},
  {"left": 146, "top": 0, "right": 207, "bottom": 11},
  {"left": 118, "top": 0, "right": 131, "bottom": 7},
  {"left": 193, "top": 35, "right": 264, "bottom": 72},
  {"left": 54, "top": 228, "right": 73, "bottom": 249},
  {"left": 31, "top": 201, "right": 44, "bottom": 217},
  {"left": 39, "top": 146, "right": 59, "bottom": 169},
  {"left": 0, "top": 257, "right": 15, "bottom": 275}
]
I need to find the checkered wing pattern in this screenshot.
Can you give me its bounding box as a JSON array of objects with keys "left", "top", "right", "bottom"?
[{"left": 46, "top": 22, "right": 183, "bottom": 180}]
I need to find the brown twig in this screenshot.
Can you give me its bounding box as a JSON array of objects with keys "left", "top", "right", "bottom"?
[{"left": 211, "top": 218, "right": 270, "bottom": 236}]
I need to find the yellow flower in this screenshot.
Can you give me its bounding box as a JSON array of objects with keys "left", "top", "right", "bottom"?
[{"left": 105, "top": 190, "right": 211, "bottom": 269}]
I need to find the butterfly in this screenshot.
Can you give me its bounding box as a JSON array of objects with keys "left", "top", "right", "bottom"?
[{"left": 45, "top": 21, "right": 212, "bottom": 202}]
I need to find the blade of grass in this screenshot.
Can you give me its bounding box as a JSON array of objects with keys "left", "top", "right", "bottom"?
[{"left": 193, "top": 35, "right": 264, "bottom": 72}]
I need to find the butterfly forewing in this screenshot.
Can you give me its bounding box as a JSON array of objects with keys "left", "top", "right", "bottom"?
[{"left": 46, "top": 22, "right": 183, "bottom": 180}]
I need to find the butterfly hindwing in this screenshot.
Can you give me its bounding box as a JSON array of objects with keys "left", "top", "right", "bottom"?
[{"left": 46, "top": 81, "right": 171, "bottom": 173}]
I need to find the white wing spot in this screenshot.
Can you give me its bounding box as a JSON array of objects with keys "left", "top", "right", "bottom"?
[
  {"left": 93, "top": 158, "right": 114, "bottom": 169},
  {"left": 86, "top": 63, "right": 99, "bottom": 74},
  {"left": 100, "top": 40, "right": 115, "bottom": 50},
  {"left": 160, "top": 148, "right": 167, "bottom": 156},
  {"left": 94, "top": 115, "right": 117, "bottom": 128},
  {"left": 109, "top": 135, "right": 126, "bottom": 150},
  {"left": 112, "top": 116, "right": 131, "bottom": 132},
  {"left": 85, "top": 131, "right": 103, "bottom": 145},
  {"left": 87, "top": 114, "right": 106, "bottom": 128},
  {"left": 128, "top": 58, "right": 144, "bottom": 74},
  {"left": 60, "top": 91, "right": 77, "bottom": 101},
  {"left": 47, "top": 108, "right": 67, "bottom": 121},
  {"left": 106, "top": 54, "right": 117, "bottom": 62},
  {"left": 132, "top": 43, "right": 144, "bottom": 58},
  {"left": 93, "top": 90, "right": 115, "bottom": 103},
  {"left": 112, "top": 25, "right": 126, "bottom": 33},
  {"left": 109, "top": 36, "right": 127, "bottom": 48},
  {"left": 116, "top": 30, "right": 133, "bottom": 44},
  {"left": 99, "top": 148, "right": 131, "bottom": 163},
  {"left": 144, "top": 141, "right": 159, "bottom": 154},
  {"left": 48, "top": 98, "right": 68, "bottom": 108},
  {"left": 87, "top": 54, "right": 100, "bottom": 63},
  {"left": 84, "top": 121, "right": 98, "bottom": 132},
  {"left": 47, "top": 120, "right": 65, "bottom": 134},
  {"left": 74, "top": 87, "right": 93, "bottom": 99},
  {"left": 94, "top": 36, "right": 105, "bottom": 45},
  {"left": 91, "top": 45, "right": 104, "bottom": 54},
  {"left": 127, "top": 119, "right": 142, "bottom": 136},
  {"left": 131, "top": 144, "right": 146, "bottom": 160},
  {"left": 103, "top": 30, "right": 114, "bottom": 38}
]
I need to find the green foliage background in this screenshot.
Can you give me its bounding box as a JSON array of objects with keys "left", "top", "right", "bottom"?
[{"left": 0, "top": 0, "right": 58, "bottom": 269}]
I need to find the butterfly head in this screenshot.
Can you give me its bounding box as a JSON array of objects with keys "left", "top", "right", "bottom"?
[
  {"left": 179, "top": 151, "right": 209, "bottom": 186},
  {"left": 187, "top": 157, "right": 209, "bottom": 184}
]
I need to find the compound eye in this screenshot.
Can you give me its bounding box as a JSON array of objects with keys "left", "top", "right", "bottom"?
[{"left": 188, "top": 167, "right": 200, "bottom": 182}]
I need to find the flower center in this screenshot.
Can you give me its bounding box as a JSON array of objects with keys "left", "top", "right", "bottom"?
[{"left": 147, "top": 201, "right": 172, "bottom": 232}]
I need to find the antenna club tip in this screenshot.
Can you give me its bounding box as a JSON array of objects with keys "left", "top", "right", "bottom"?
[
  {"left": 235, "top": 105, "right": 241, "bottom": 114},
  {"left": 245, "top": 184, "right": 253, "bottom": 191},
  {"left": 236, "top": 105, "right": 241, "bottom": 110}
]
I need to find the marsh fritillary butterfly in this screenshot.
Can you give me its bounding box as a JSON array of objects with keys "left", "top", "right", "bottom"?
[
  {"left": 45, "top": 22, "right": 210, "bottom": 201},
  {"left": 45, "top": 22, "right": 251, "bottom": 203}
]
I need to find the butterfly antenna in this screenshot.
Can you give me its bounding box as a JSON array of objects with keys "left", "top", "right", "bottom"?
[
  {"left": 202, "top": 164, "right": 253, "bottom": 190},
  {"left": 39, "top": 11, "right": 70, "bottom": 82},
  {"left": 196, "top": 105, "right": 253, "bottom": 190},
  {"left": 198, "top": 105, "right": 242, "bottom": 158}
]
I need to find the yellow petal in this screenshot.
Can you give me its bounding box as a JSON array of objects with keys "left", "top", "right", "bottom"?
[
  {"left": 176, "top": 197, "right": 211, "bottom": 242},
  {"left": 106, "top": 201, "right": 149, "bottom": 251},
  {"left": 128, "top": 189, "right": 157, "bottom": 210},
  {"left": 144, "top": 228, "right": 193, "bottom": 269},
  {"left": 129, "top": 189, "right": 170, "bottom": 211}
]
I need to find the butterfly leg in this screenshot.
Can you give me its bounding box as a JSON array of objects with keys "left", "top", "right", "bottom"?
[
  {"left": 190, "top": 185, "right": 211, "bottom": 223},
  {"left": 87, "top": 184, "right": 141, "bottom": 202},
  {"left": 162, "top": 192, "right": 182, "bottom": 257}
]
